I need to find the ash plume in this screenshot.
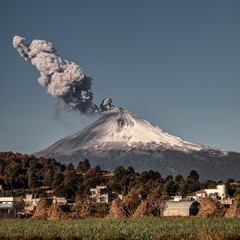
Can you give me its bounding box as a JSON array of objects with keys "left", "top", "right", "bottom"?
[{"left": 13, "top": 35, "right": 119, "bottom": 114}]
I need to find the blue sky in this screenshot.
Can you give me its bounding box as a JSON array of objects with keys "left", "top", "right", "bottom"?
[{"left": 0, "top": 0, "right": 239, "bottom": 154}]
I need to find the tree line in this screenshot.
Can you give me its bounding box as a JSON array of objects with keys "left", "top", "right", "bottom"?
[{"left": 0, "top": 151, "right": 239, "bottom": 199}]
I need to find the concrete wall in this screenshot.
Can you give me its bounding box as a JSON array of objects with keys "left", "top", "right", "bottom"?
[
  {"left": 164, "top": 208, "right": 190, "bottom": 217},
  {"left": 163, "top": 201, "right": 200, "bottom": 217}
]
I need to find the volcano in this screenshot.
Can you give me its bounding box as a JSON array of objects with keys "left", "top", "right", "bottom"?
[{"left": 34, "top": 110, "right": 240, "bottom": 181}]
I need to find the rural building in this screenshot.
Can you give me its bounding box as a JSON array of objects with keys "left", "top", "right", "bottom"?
[
  {"left": 195, "top": 184, "right": 233, "bottom": 206},
  {"left": 0, "top": 186, "right": 23, "bottom": 218},
  {"left": 163, "top": 201, "right": 200, "bottom": 217},
  {"left": 23, "top": 194, "right": 75, "bottom": 215},
  {"left": 24, "top": 194, "right": 41, "bottom": 214},
  {"left": 195, "top": 184, "right": 226, "bottom": 200},
  {"left": 52, "top": 196, "right": 75, "bottom": 212},
  {"left": 0, "top": 196, "right": 23, "bottom": 218},
  {"left": 195, "top": 189, "right": 207, "bottom": 198},
  {"left": 90, "top": 186, "right": 113, "bottom": 203}
]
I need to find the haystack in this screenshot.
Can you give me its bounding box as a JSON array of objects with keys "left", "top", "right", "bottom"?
[
  {"left": 80, "top": 203, "right": 93, "bottom": 218},
  {"left": 107, "top": 198, "right": 129, "bottom": 218},
  {"left": 197, "top": 196, "right": 226, "bottom": 218},
  {"left": 32, "top": 199, "right": 50, "bottom": 220},
  {"left": 47, "top": 203, "right": 66, "bottom": 220},
  {"left": 32, "top": 200, "right": 69, "bottom": 220},
  {"left": 225, "top": 196, "right": 240, "bottom": 218},
  {"left": 71, "top": 199, "right": 105, "bottom": 218},
  {"left": 132, "top": 200, "right": 153, "bottom": 218}
]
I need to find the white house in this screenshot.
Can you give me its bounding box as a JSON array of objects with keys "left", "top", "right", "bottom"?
[
  {"left": 0, "top": 185, "right": 23, "bottom": 218},
  {"left": 90, "top": 186, "right": 113, "bottom": 203},
  {"left": 23, "top": 194, "right": 41, "bottom": 214},
  {"left": 195, "top": 184, "right": 226, "bottom": 200}
]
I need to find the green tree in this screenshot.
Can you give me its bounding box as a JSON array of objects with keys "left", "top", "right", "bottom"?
[
  {"left": 52, "top": 172, "right": 64, "bottom": 189},
  {"left": 67, "top": 163, "right": 75, "bottom": 171},
  {"left": 182, "top": 180, "right": 200, "bottom": 195},
  {"left": 109, "top": 166, "right": 126, "bottom": 194},
  {"left": 0, "top": 159, "right": 6, "bottom": 176},
  {"left": 63, "top": 172, "right": 77, "bottom": 198},
  {"left": 126, "top": 166, "right": 135, "bottom": 175},
  {"left": 77, "top": 159, "right": 91, "bottom": 172},
  {"left": 54, "top": 183, "right": 67, "bottom": 197},
  {"left": 204, "top": 180, "right": 217, "bottom": 189},
  {"left": 4, "top": 161, "right": 22, "bottom": 191},
  {"left": 27, "top": 169, "right": 39, "bottom": 188},
  {"left": 175, "top": 175, "right": 184, "bottom": 183},
  {"left": 188, "top": 170, "right": 200, "bottom": 181},
  {"left": 43, "top": 168, "right": 54, "bottom": 186},
  {"left": 164, "top": 179, "right": 178, "bottom": 196}
]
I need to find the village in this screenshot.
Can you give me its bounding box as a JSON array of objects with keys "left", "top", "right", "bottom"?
[
  {"left": 0, "top": 152, "right": 240, "bottom": 220},
  {"left": 0, "top": 182, "right": 239, "bottom": 219}
]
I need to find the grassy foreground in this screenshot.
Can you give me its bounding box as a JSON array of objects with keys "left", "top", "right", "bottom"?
[{"left": 0, "top": 217, "right": 240, "bottom": 240}]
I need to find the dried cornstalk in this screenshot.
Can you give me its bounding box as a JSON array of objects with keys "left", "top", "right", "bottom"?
[
  {"left": 225, "top": 196, "right": 240, "bottom": 218},
  {"left": 47, "top": 203, "right": 66, "bottom": 220},
  {"left": 107, "top": 198, "right": 129, "bottom": 218},
  {"left": 197, "top": 196, "right": 226, "bottom": 218},
  {"left": 32, "top": 199, "right": 50, "bottom": 220},
  {"left": 132, "top": 200, "right": 153, "bottom": 218}
]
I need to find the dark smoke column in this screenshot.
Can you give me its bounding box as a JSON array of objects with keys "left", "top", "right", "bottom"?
[{"left": 13, "top": 35, "right": 119, "bottom": 114}]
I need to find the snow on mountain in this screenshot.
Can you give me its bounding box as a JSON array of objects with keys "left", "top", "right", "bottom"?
[
  {"left": 34, "top": 110, "right": 240, "bottom": 181},
  {"left": 83, "top": 110, "right": 203, "bottom": 150},
  {"left": 48, "top": 110, "right": 206, "bottom": 152}
]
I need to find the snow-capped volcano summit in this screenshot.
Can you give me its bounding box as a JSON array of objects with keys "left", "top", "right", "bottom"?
[
  {"left": 38, "top": 110, "right": 205, "bottom": 153},
  {"left": 35, "top": 110, "right": 240, "bottom": 181},
  {"left": 70, "top": 110, "right": 205, "bottom": 152}
]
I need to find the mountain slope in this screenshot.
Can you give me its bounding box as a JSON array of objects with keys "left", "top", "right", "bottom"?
[{"left": 34, "top": 110, "right": 240, "bottom": 181}]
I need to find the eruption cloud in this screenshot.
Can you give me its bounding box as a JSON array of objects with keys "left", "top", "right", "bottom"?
[{"left": 13, "top": 35, "right": 119, "bottom": 114}]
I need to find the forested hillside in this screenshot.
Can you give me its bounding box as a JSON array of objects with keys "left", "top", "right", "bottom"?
[{"left": 0, "top": 152, "right": 239, "bottom": 199}]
